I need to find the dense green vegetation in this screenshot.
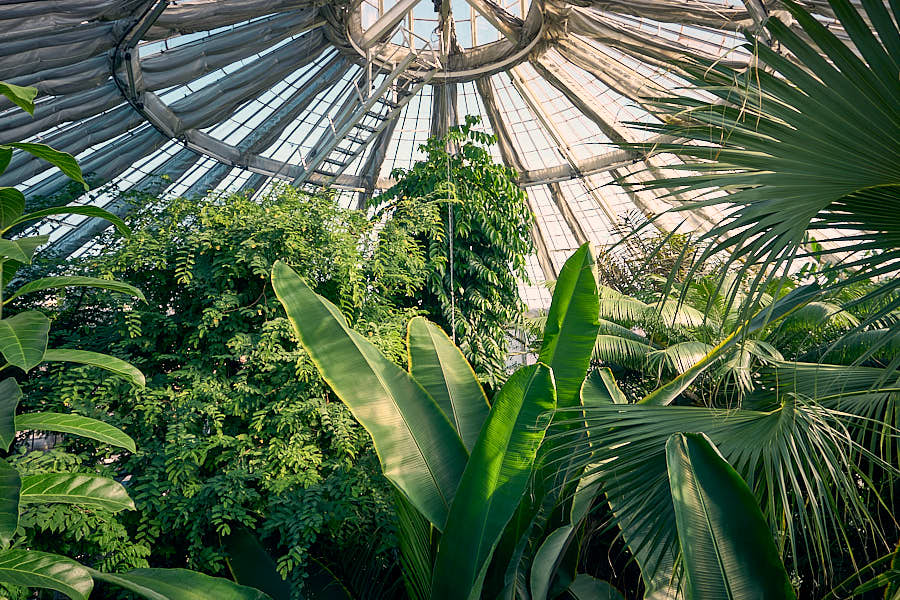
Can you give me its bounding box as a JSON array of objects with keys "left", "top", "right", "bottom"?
[
  {"left": 0, "top": 80, "right": 268, "bottom": 600},
  {"left": 0, "top": 0, "right": 898, "bottom": 597},
  {"left": 12, "top": 125, "right": 533, "bottom": 595},
  {"left": 375, "top": 115, "right": 533, "bottom": 384}
]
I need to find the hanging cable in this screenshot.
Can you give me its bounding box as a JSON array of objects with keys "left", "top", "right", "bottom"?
[{"left": 435, "top": 9, "right": 457, "bottom": 343}]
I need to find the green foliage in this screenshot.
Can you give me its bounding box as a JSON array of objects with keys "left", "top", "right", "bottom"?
[
  {"left": 22, "top": 187, "right": 435, "bottom": 594},
  {"left": 624, "top": 0, "right": 900, "bottom": 370},
  {"left": 274, "top": 246, "right": 600, "bottom": 600},
  {"left": 376, "top": 115, "right": 533, "bottom": 384},
  {"left": 666, "top": 433, "right": 795, "bottom": 599},
  {"left": 0, "top": 80, "right": 264, "bottom": 600}
]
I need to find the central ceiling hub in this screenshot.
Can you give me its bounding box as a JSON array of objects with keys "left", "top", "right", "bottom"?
[{"left": 345, "top": 0, "right": 544, "bottom": 83}]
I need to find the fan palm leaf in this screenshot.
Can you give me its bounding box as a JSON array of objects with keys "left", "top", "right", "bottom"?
[
  {"left": 623, "top": 0, "right": 900, "bottom": 357},
  {"left": 549, "top": 399, "right": 893, "bottom": 594}
]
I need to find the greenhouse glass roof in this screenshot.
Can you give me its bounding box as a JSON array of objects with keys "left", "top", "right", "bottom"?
[{"left": 0, "top": 0, "right": 849, "bottom": 306}]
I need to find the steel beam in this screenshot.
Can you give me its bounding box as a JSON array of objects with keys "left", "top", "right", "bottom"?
[
  {"left": 475, "top": 76, "right": 556, "bottom": 280},
  {"left": 358, "top": 0, "right": 419, "bottom": 50}
]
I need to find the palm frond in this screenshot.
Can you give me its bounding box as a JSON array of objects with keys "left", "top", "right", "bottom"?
[
  {"left": 622, "top": 0, "right": 900, "bottom": 351},
  {"left": 549, "top": 399, "right": 895, "bottom": 590},
  {"left": 647, "top": 341, "right": 714, "bottom": 375},
  {"left": 592, "top": 335, "right": 655, "bottom": 370}
]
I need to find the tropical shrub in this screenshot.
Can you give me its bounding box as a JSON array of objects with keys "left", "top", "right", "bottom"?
[
  {"left": 375, "top": 115, "right": 534, "bottom": 385},
  {"left": 270, "top": 244, "right": 809, "bottom": 599},
  {"left": 0, "top": 81, "right": 267, "bottom": 600},
  {"left": 18, "top": 188, "right": 434, "bottom": 592}
]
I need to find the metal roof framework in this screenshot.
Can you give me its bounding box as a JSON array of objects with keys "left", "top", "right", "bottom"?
[{"left": 0, "top": 0, "right": 851, "bottom": 307}]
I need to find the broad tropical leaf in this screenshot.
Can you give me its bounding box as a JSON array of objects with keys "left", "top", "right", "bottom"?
[
  {"left": 394, "top": 490, "right": 433, "bottom": 600},
  {"left": 0, "top": 81, "right": 37, "bottom": 115},
  {"left": 566, "top": 575, "right": 625, "bottom": 600},
  {"left": 6, "top": 276, "right": 146, "bottom": 304},
  {"left": 580, "top": 369, "right": 627, "bottom": 405},
  {"left": 272, "top": 260, "right": 467, "bottom": 529},
  {"left": 222, "top": 528, "right": 291, "bottom": 600},
  {"left": 12, "top": 206, "right": 129, "bottom": 236},
  {"left": 407, "top": 316, "right": 489, "bottom": 452},
  {"left": 15, "top": 412, "right": 136, "bottom": 452},
  {"left": 0, "top": 188, "right": 25, "bottom": 228},
  {"left": 42, "top": 349, "right": 146, "bottom": 386},
  {"left": 530, "top": 525, "right": 575, "bottom": 600},
  {"left": 666, "top": 433, "right": 795, "bottom": 599},
  {"left": 90, "top": 568, "right": 271, "bottom": 600},
  {"left": 0, "top": 377, "right": 22, "bottom": 450},
  {"left": 0, "top": 458, "right": 20, "bottom": 546},
  {"left": 431, "top": 363, "right": 556, "bottom": 599},
  {"left": 0, "top": 235, "right": 48, "bottom": 264},
  {"left": 6, "top": 143, "right": 86, "bottom": 189},
  {"left": 539, "top": 243, "right": 600, "bottom": 410},
  {"left": 0, "top": 310, "right": 50, "bottom": 371},
  {"left": 19, "top": 473, "right": 135, "bottom": 512},
  {"left": 0, "top": 549, "right": 92, "bottom": 600}
]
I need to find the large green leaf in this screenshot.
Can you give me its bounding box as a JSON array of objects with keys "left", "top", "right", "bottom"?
[
  {"left": 6, "top": 276, "right": 145, "bottom": 304},
  {"left": 0, "top": 310, "right": 50, "bottom": 371},
  {"left": 19, "top": 473, "right": 135, "bottom": 512},
  {"left": 0, "top": 377, "right": 22, "bottom": 451},
  {"left": 90, "top": 568, "right": 271, "bottom": 600},
  {"left": 530, "top": 525, "right": 575, "bottom": 600},
  {"left": 7, "top": 143, "right": 86, "bottom": 189},
  {"left": 0, "top": 82, "right": 37, "bottom": 115},
  {"left": 0, "top": 458, "right": 20, "bottom": 546},
  {"left": 11, "top": 206, "right": 130, "bottom": 236},
  {"left": 431, "top": 363, "right": 556, "bottom": 599},
  {"left": 566, "top": 575, "right": 625, "bottom": 600},
  {"left": 15, "top": 412, "right": 136, "bottom": 452},
  {"left": 42, "top": 348, "right": 146, "bottom": 386},
  {"left": 538, "top": 243, "right": 600, "bottom": 410},
  {"left": 580, "top": 369, "right": 627, "bottom": 406},
  {"left": 271, "top": 260, "right": 467, "bottom": 530},
  {"left": 407, "top": 316, "right": 489, "bottom": 452},
  {"left": 666, "top": 433, "right": 795, "bottom": 599},
  {"left": 0, "top": 188, "right": 25, "bottom": 229},
  {"left": 0, "top": 549, "right": 92, "bottom": 600},
  {"left": 559, "top": 400, "right": 876, "bottom": 594},
  {"left": 222, "top": 528, "right": 291, "bottom": 600},
  {"left": 394, "top": 490, "right": 433, "bottom": 600},
  {"left": 0, "top": 235, "right": 49, "bottom": 264}
]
